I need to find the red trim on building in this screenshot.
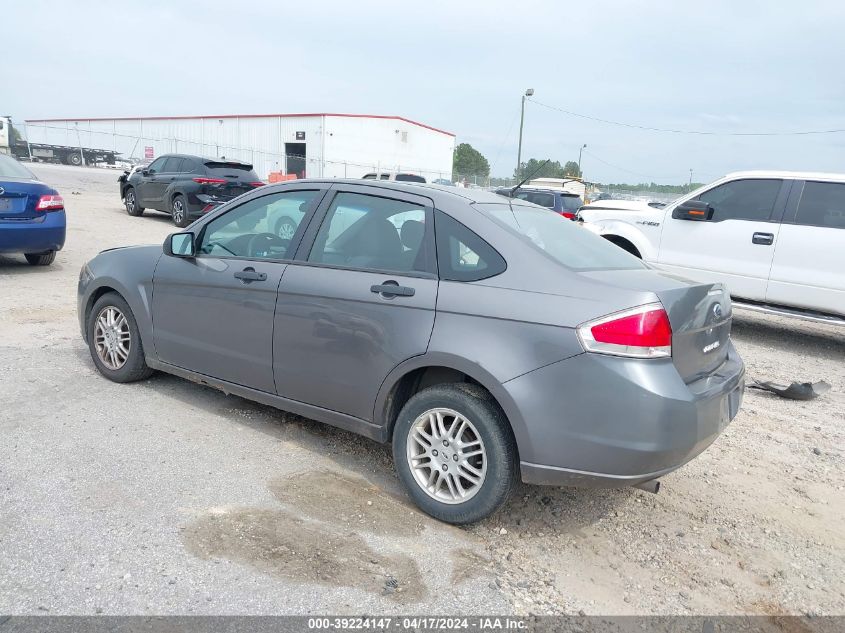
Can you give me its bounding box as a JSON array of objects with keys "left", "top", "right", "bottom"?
[{"left": 24, "top": 112, "right": 455, "bottom": 137}]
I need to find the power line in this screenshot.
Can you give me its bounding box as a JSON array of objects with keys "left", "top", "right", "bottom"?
[{"left": 528, "top": 98, "right": 845, "bottom": 137}]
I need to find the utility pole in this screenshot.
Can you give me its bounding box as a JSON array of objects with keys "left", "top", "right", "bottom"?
[
  {"left": 688, "top": 168, "right": 693, "bottom": 191},
  {"left": 516, "top": 88, "right": 534, "bottom": 182},
  {"left": 578, "top": 143, "right": 587, "bottom": 178}
]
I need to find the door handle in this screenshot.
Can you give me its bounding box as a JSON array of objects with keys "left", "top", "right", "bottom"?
[
  {"left": 371, "top": 282, "right": 415, "bottom": 297},
  {"left": 752, "top": 232, "right": 774, "bottom": 245},
  {"left": 234, "top": 267, "right": 267, "bottom": 283}
]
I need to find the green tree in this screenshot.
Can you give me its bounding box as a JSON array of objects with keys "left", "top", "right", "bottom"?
[
  {"left": 563, "top": 161, "right": 581, "bottom": 178},
  {"left": 514, "top": 158, "right": 566, "bottom": 182},
  {"left": 452, "top": 143, "right": 490, "bottom": 180}
]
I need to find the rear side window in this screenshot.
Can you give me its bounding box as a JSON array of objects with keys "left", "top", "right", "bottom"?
[
  {"left": 794, "top": 181, "right": 845, "bottom": 229},
  {"left": 180, "top": 159, "right": 197, "bottom": 174},
  {"left": 477, "top": 203, "right": 645, "bottom": 271},
  {"left": 435, "top": 210, "right": 506, "bottom": 281},
  {"left": 697, "top": 179, "right": 781, "bottom": 222},
  {"left": 161, "top": 157, "right": 183, "bottom": 173}
]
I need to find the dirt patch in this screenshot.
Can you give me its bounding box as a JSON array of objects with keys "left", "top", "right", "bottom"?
[
  {"left": 269, "top": 470, "right": 427, "bottom": 537},
  {"left": 182, "top": 507, "right": 427, "bottom": 602},
  {"left": 450, "top": 548, "right": 491, "bottom": 585}
]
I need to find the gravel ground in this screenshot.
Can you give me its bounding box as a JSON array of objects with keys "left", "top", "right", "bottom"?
[{"left": 1, "top": 164, "right": 842, "bottom": 616}]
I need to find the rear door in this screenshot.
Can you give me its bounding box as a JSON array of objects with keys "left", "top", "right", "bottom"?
[
  {"left": 151, "top": 187, "right": 326, "bottom": 391},
  {"left": 149, "top": 157, "right": 183, "bottom": 208},
  {"left": 272, "top": 185, "right": 438, "bottom": 421},
  {"left": 657, "top": 178, "right": 788, "bottom": 301},
  {"left": 766, "top": 179, "right": 845, "bottom": 315}
]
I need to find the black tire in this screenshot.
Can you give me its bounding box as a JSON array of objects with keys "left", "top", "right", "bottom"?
[
  {"left": 67, "top": 152, "right": 83, "bottom": 166},
  {"left": 274, "top": 215, "right": 298, "bottom": 240},
  {"left": 124, "top": 186, "right": 144, "bottom": 216},
  {"left": 392, "top": 383, "right": 518, "bottom": 524},
  {"left": 24, "top": 251, "right": 56, "bottom": 266},
  {"left": 87, "top": 292, "right": 154, "bottom": 383},
  {"left": 171, "top": 194, "right": 191, "bottom": 228}
]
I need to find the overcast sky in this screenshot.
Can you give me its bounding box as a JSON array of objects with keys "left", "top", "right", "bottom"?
[{"left": 7, "top": 0, "right": 845, "bottom": 182}]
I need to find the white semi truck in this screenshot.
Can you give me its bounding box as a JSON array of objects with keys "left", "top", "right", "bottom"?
[{"left": 0, "top": 115, "right": 118, "bottom": 166}]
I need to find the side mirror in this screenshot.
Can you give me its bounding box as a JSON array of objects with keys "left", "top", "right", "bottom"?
[
  {"left": 141, "top": 169, "right": 151, "bottom": 176},
  {"left": 672, "top": 200, "right": 714, "bottom": 221},
  {"left": 164, "top": 232, "right": 195, "bottom": 258}
]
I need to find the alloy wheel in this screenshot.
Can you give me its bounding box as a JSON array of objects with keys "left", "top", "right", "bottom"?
[
  {"left": 94, "top": 305, "right": 131, "bottom": 370},
  {"left": 126, "top": 191, "right": 136, "bottom": 212},
  {"left": 172, "top": 198, "right": 185, "bottom": 224},
  {"left": 406, "top": 407, "right": 487, "bottom": 504}
]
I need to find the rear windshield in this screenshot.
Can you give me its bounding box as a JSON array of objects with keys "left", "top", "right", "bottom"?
[
  {"left": 0, "top": 155, "right": 36, "bottom": 179},
  {"left": 204, "top": 161, "right": 258, "bottom": 180},
  {"left": 475, "top": 202, "right": 645, "bottom": 271},
  {"left": 395, "top": 173, "right": 426, "bottom": 183},
  {"left": 514, "top": 191, "right": 554, "bottom": 208},
  {"left": 560, "top": 195, "right": 582, "bottom": 211}
]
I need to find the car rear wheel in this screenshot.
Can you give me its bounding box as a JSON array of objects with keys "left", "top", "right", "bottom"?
[
  {"left": 87, "top": 292, "right": 154, "bottom": 383},
  {"left": 24, "top": 251, "right": 56, "bottom": 266},
  {"left": 171, "top": 195, "right": 190, "bottom": 228},
  {"left": 124, "top": 187, "right": 144, "bottom": 216},
  {"left": 392, "top": 383, "right": 518, "bottom": 524}
]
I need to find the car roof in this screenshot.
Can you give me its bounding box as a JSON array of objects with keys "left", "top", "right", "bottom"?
[
  {"left": 285, "top": 178, "right": 511, "bottom": 204},
  {"left": 517, "top": 187, "right": 580, "bottom": 196},
  {"left": 157, "top": 153, "right": 251, "bottom": 165},
  {"left": 723, "top": 170, "right": 845, "bottom": 181}
]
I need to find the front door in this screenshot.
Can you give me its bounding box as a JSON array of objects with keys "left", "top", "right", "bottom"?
[
  {"left": 273, "top": 186, "right": 438, "bottom": 421},
  {"left": 657, "top": 178, "right": 788, "bottom": 301},
  {"left": 151, "top": 187, "right": 325, "bottom": 392},
  {"left": 135, "top": 156, "right": 167, "bottom": 208}
]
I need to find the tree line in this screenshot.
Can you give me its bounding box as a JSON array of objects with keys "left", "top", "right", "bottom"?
[{"left": 452, "top": 142, "right": 701, "bottom": 191}]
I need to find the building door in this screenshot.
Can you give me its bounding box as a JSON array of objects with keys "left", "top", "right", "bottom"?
[{"left": 285, "top": 142, "right": 306, "bottom": 178}]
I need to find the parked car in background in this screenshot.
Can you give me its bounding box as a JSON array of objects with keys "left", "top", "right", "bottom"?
[
  {"left": 119, "top": 154, "right": 265, "bottom": 228},
  {"left": 361, "top": 171, "right": 427, "bottom": 183},
  {"left": 578, "top": 171, "right": 845, "bottom": 323},
  {"left": 0, "top": 154, "right": 65, "bottom": 266},
  {"left": 78, "top": 180, "right": 744, "bottom": 523},
  {"left": 495, "top": 187, "right": 583, "bottom": 219},
  {"left": 431, "top": 178, "right": 454, "bottom": 186}
]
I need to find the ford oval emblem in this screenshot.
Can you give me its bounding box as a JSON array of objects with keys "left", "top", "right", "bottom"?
[{"left": 713, "top": 303, "right": 723, "bottom": 320}]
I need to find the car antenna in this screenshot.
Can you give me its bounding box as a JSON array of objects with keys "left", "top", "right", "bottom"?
[{"left": 510, "top": 159, "right": 550, "bottom": 195}]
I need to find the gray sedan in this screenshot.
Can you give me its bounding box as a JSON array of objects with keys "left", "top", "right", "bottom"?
[{"left": 77, "top": 180, "right": 744, "bottom": 524}]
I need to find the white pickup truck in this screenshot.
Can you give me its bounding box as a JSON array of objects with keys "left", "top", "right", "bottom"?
[{"left": 577, "top": 171, "right": 845, "bottom": 324}]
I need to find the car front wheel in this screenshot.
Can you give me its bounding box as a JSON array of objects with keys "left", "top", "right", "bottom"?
[
  {"left": 87, "top": 292, "right": 154, "bottom": 383},
  {"left": 392, "top": 383, "right": 518, "bottom": 524},
  {"left": 124, "top": 187, "right": 144, "bottom": 216}
]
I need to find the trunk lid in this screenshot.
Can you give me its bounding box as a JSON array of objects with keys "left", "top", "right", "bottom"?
[
  {"left": 578, "top": 268, "right": 732, "bottom": 383},
  {"left": 202, "top": 160, "right": 261, "bottom": 200},
  {"left": 0, "top": 179, "right": 43, "bottom": 219}
]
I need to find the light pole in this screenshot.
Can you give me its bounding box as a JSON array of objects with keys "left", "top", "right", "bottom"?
[
  {"left": 516, "top": 88, "right": 534, "bottom": 181},
  {"left": 577, "top": 143, "right": 587, "bottom": 178},
  {"left": 688, "top": 168, "right": 693, "bottom": 191}
]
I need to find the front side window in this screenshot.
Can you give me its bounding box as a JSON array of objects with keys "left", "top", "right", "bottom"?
[
  {"left": 794, "top": 181, "right": 845, "bottom": 229},
  {"left": 308, "top": 192, "right": 431, "bottom": 273},
  {"left": 477, "top": 202, "right": 645, "bottom": 271},
  {"left": 696, "top": 179, "right": 781, "bottom": 222},
  {"left": 199, "top": 190, "right": 320, "bottom": 260},
  {"left": 147, "top": 157, "right": 167, "bottom": 173}
]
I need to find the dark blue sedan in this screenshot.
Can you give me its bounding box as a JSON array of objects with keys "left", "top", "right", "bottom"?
[{"left": 0, "top": 154, "right": 66, "bottom": 265}]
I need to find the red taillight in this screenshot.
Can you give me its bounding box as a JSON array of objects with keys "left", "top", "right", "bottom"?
[
  {"left": 577, "top": 304, "right": 672, "bottom": 358},
  {"left": 249, "top": 181, "right": 265, "bottom": 187},
  {"left": 36, "top": 194, "right": 64, "bottom": 212},
  {"left": 201, "top": 204, "right": 217, "bottom": 214},
  {"left": 192, "top": 177, "right": 227, "bottom": 184},
  {"left": 560, "top": 211, "right": 576, "bottom": 220}
]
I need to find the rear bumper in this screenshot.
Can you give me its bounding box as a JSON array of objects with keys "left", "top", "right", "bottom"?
[
  {"left": 506, "top": 342, "right": 745, "bottom": 488},
  {"left": 0, "top": 211, "right": 66, "bottom": 254}
]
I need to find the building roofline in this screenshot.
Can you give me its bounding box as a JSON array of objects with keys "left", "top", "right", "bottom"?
[{"left": 23, "top": 112, "right": 455, "bottom": 137}]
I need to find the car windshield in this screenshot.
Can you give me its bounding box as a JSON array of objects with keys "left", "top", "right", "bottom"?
[
  {"left": 475, "top": 202, "right": 645, "bottom": 271},
  {"left": 0, "top": 155, "right": 36, "bottom": 179}
]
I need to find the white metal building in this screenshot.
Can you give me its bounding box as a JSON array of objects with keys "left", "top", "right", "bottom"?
[{"left": 22, "top": 113, "right": 456, "bottom": 181}]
